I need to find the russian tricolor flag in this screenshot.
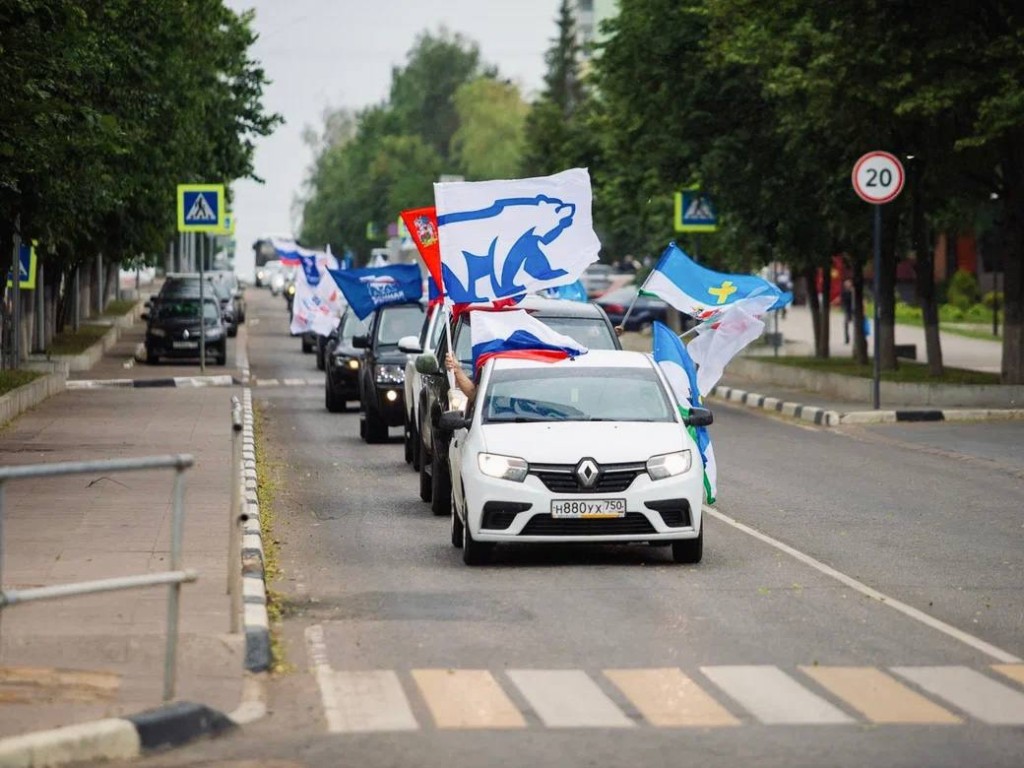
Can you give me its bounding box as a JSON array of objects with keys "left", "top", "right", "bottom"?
[{"left": 470, "top": 309, "right": 588, "bottom": 374}]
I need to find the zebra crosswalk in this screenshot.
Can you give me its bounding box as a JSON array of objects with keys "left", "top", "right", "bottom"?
[
  {"left": 252, "top": 377, "right": 321, "bottom": 388},
  {"left": 302, "top": 638, "right": 1024, "bottom": 733}
]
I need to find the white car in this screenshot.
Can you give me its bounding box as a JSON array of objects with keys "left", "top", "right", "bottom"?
[{"left": 439, "top": 349, "right": 711, "bottom": 566}]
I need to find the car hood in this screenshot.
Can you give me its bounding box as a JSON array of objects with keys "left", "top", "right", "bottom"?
[{"left": 478, "top": 421, "right": 687, "bottom": 463}]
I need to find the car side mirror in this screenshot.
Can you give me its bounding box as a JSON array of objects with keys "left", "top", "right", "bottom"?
[
  {"left": 352, "top": 334, "right": 368, "bottom": 349},
  {"left": 684, "top": 407, "right": 713, "bottom": 428},
  {"left": 398, "top": 335, "right": 422, "bottom": 354},
  {"left": 438, "top": 410, "right": 469, "bottom": 433},
  {"left": 415, "top": 353, "right": 439, "bottom": 374},
  {"left": 140, "top": 312, "right": 149, "bottom": 321}
]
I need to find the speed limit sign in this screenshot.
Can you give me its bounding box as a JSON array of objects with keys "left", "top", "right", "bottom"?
[{"left": 852, "top": 151, "right": 905, "bottom": 204}]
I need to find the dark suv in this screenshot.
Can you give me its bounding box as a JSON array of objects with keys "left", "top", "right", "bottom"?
[
  {"left": 355, "top": 302, "right": 425, "bottom": 443},
  {"left": 324, "top": 307, "right": 368, "bottom": 413},
  {"left": 413, "top": 296, "right": 622, "bottom": 515},
  {"left": 143, "top": 296, "right": 227, "bottom": 365}
]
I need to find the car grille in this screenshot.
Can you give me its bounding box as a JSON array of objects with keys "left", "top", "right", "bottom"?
[
  {"left": 520, "top": 513, "right": 656, "bottom": 536},
  {"left": 643, "top": 499, "right": 692, "bottom": 528},
  {"left": 528, "top": 462, "right": 646, "bottom": 494}
]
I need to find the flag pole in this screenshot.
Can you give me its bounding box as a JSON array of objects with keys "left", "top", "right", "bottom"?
[
  {"left": 443, "top": 301, "right": 456, "bottom": 393},
  {"left": 619, "top": 271, "right": 653, "bottom": 330}
]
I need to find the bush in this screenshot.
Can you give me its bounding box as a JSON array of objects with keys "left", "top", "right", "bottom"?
[
  {"left": 946, "top": 269, "right": 979, "bottom": 310},
  {"left": 982, "top": 290, "right": 1003, "bottom": 309},
  {"left": 894, "top": 301, "right": 922, "bottom": 322}
]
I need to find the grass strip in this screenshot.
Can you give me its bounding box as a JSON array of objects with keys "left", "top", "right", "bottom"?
[
  {"left": 0, "top": 370, "right": 42, "bottom": 397},
  {"left": 102, "top": 298, "right": 138, "bottom": 317},
  {"left": 766, "top": 355, "right": 1000, "bottom": 385},
  {"left": 46, "top": 324, "right": 110, "bottom": 355},
  {"left": 253, "top": 399, "right": 290, "bottom": 673}
]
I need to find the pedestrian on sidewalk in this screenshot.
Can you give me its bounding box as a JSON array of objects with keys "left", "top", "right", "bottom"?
[{"left": 840, "top": 278, "right": 854, "bottom": 344}]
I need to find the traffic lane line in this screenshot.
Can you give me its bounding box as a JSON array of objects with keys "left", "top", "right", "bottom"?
[{"left": 704, "top": 506, "right": 1021, "bottom": 664}]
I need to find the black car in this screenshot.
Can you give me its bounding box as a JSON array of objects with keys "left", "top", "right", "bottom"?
[
  {"left": 594, "top": 285, "right": 670, "bottom": 330},
  {"left": 209, "top": 270, "right": 246, "bottom": 324},
  {"left": 355, "top": 302, "right": 425, "bottom": 443},
  {"left": 324, "top": 308, "right": 368, "bottom": 413},
  {"left": 414, "top": 296, "right": 623, "bottom": 515},
  {"left": 143, "top": 296, "right": 227, "bottom": 365}
]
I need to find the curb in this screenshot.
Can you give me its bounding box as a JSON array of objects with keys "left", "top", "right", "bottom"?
[
  {"left": 66, "top": 375, "right": 237, "bottom": 390},
  {"left": 710, "top": 384, "right": 1024, "bottom": 427},
  {"left": 240, "top": 384, "right": 272, "bottom": 673},
  {"left": 710, "top": 385, "right": 841, "bottom": 427},
  {"left": 0, "top": 703, "right": 234, "bottom": 768}
]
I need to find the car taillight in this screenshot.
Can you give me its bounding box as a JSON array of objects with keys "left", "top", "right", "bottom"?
[{"left": 603, "top": 304, "right": 625, "bottom": 315}]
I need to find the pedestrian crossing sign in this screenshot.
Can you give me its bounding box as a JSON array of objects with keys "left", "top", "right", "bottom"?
[
  {"left": 177, "top": 183, "right": 225, "bottom": 232},
  {"left": 675, "top": 190, "right": 718, "bottom": 233},
  {"left": 5, "top": 243, "right": 36, "bottom": 289}
]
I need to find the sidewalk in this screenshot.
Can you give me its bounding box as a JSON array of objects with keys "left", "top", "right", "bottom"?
[{"left": 0, "top": 304, "right": 258, "bottom": 762}]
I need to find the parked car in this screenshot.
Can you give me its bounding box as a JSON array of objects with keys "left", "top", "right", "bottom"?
[
  {"left": 595, "top": 285, "right": 670, "bottom": 331},
  {"left": 397, "top": 304, "right": 446, "bottom": 469},
  {"left": 355, "top": 302, "right": 425, "bottom": 443},
  {"left": 209, "top": 270, "right": 246, "bottom": 323},
  {"left": 324, "top": 308, "right": 369, "bottom": 413},
  {"left": 142, "top": 296, "right": 227, "bottom": 366},
  {"left": 582, "top": 263, "right": 615, "bottom": 298},
  {"left": 414, "top": 296, "right": 622, "bottom": 516},
  {"left": 438, "top": 350, "right": 711, "bottom": 565}
]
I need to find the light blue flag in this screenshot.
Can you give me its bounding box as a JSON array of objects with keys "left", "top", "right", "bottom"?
[
  {"left": 541, "top": 279, "right": 588, "bottom": 302},
  {"left": 645, "top": 243, "right": 791, "bottom": 320},
  {"left": 652, "top": 321, "right": 717, "bottom": 504}
]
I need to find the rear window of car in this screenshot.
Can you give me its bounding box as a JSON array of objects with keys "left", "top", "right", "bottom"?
[
  {"left": 453, "top": 314, "right": 618, "bottom": 368},
  {"left": 481, "top": 366, "right": 675, "bottom": 424}
]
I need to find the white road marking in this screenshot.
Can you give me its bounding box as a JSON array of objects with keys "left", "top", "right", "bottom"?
[
  {"left": 305, "top": 624, "right": 347, "bottom": 733},
  {"left": 701, "top": 665, "right": 853, "bottom": 724},
  {"left": 891, "top": 666, "right": 1024, "bottom": 725},
  {"left": 507, "top": 670, "right": 633, "bottom": 728},
  {"left": 704, "top": 506, "right": 1021, "bottom": 664}
]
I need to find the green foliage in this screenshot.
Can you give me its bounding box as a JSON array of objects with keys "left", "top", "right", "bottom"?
[
  {"left": 452, "top": 78, "right": 528, "bottom": 180},
  {"left": 0, "top": 370, "right": 42, "bottom": 396},
  {"left": 946, "top": 269, "right": 980, "bottom": 310}
]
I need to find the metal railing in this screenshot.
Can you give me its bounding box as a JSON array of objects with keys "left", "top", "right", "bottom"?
[{"left": 0, "top": 454, "right": 197, "bottom": 701}]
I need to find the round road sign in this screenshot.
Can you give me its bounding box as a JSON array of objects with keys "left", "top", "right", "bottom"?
[{"left": 852, "top": 151, "right": 905, "bottom": 204}]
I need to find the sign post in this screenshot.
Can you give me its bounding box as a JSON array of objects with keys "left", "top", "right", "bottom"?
[
  {"left": 177, "top": 184, "right": 225, "bottom": 373},
  {"left": 852, "top": 151, "right": 905, "bottom": 410}
]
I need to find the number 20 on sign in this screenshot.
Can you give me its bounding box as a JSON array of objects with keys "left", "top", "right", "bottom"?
[{"left": 852, "top": 151, "right": 905, "bottom": 204}]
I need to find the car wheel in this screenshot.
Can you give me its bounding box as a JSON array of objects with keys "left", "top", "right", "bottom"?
[
  {"left": 228, "top": 326, "right": 238, "bottom": 338},
  {"left": 671, "top": 527, "right": 703, "bottom": 564},
  {"left": 430, "top": 438, "right": 451, "bottom": 517},
  {"left": 462, "top": 514, "right": 492, "bottom": 566},
  {"left": 145, "top": 347, "right": 158, "bottom": 365},
  {"left": 418, "top": 441, "right": 432, "bottom": 502},
  {"left": 315, "top": 345, "right": 326, "bottom": 371},
  {"left": 364, "top": 408, "right": 387, "bottom": 444},
  {"left": 410, "top": 421, "right": 421, "bottom": 472},
  {"left": 301, "top": 335, "right": 314, "bottom": 353},
  {"left": 451, "top": 498, "right": 464, "bottom": 549},
  {"left": 214, "top": 349, "right": 227, "bottom": 366},
  {"left": 403, "top": 418, "right": 414, "bottom": 464},
  {"left": 325, "top": 381, "right": 346, "bottom": 413}
]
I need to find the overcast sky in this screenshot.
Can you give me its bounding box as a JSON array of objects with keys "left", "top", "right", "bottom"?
[{"left": 224, "top": 0, "right": 561, "bottom": 276}]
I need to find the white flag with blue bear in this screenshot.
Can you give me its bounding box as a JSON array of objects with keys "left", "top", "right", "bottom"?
[{"left": 433, "top": 168, "right": 601, "bottom": 306}]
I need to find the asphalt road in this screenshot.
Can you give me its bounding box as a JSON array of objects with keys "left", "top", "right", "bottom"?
[{"left": 135, "top": 288, "right": 1024, "bottom": 768}]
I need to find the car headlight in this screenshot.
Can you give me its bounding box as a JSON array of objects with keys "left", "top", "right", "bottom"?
[
  {"left": 646, "top": 450, "right": 693, "bottom": 480},
  {"left": 286, "top": 284, "right": 296, "bottom": 296},
  {"left": 348, "top": 358, "right": 360, "bottom": 369},
  {"left": 375, "top": 364, "right": 404, "bottom": 384},
  {"left": 477, "top": 453, "right": 528, "bottom": 482},
  {"left": 204, "top": 327, "right": 224, "bottom": 340},
  {"left": 149, "top": 327, "right": 166, "bottom": 338}
]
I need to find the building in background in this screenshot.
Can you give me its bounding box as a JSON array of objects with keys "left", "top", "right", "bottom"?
[{"left": 575, "top": 0, "right": 618, "bottom": 63}]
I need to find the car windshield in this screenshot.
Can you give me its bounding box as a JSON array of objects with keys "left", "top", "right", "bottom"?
[
  {"left": 154, "top": 299, "right": 219, "bottom": 321},
  {"left": 481, "top": 366, "right": 676, "bottom": 424},
  {"left": 376, "top": 305, "right": 424, "bottom": 347},
  {"left": 339, "top": 311, "right": 368, "bottom": 343},
  {"left": 454, "top": 315, "right": 617, "bottom": 368}
]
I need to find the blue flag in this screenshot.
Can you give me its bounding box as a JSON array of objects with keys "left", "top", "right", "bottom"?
[
  {"left": 645, "top": 243, "right": 791, "bottom": 320},
  {"left": 652, "top": 321, "right": 717, "bottom": 504},
  {"left": 327, "top": 264, "right": 423, "bottom": 320},
  {"left": 541, "top": 279, "right": 588, "bottom": 302}
]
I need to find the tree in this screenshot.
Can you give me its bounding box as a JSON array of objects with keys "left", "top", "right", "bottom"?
[{"left": 451, "top": 78, "right": 528, "bottom": 180}]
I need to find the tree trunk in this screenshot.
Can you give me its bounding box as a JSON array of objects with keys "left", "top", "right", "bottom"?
[
  {"left": 1001, "top": 136, "right": 1024, "bottom": 384},
  {"left": 852, "top": 257, "right": 869, "bottom": 364},
  {"left": 911, "top": 160, "right": 943, "bottom": 376},
  {"left": 878, "top": 204, "right": 900, "bottom": 371},
  {"left": 819, "top": 261, "right": 832, "bottom": 359},
  {"left": 804, "top": 265, "right": 824, "bottom": 356}
]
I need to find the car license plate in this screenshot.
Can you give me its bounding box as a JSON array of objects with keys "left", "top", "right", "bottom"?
[
  {"left": 551, "top": 499, "right": 626, "bottom": 518},
  {"left": 172, "top": 341, "right": 198, "bottom": 349}
]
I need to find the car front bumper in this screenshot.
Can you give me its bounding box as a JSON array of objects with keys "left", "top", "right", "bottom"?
[
  {"left": 464, "top": 469, "right": 703, "bottom": 544},
  {"left": 370, "top": 387, "right": 405, "bottom": 426}
]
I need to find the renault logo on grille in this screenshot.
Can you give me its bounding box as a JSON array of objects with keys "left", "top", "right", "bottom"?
[
  {"left": 575, "top": 458, "right": 600, "bottom": 489},
  {"left": 182, "top": 329, "right": 190, "bottom": 339}
]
